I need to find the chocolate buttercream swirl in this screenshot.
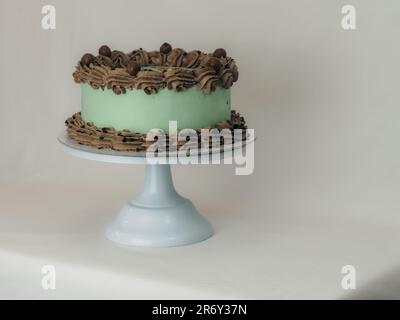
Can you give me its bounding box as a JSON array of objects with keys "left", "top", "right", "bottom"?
[
  {"left": 73, "top": 43, "right": 239, "bottom": 94},
  {"left": 73, "top": 65, "right": 91, "bottom": 84},
  {"left": 219, "top": 67, "right": 234, "bottom": 89},
  {"left": 107, "top": 68, "right": 135, "bottom": 94},
  {"left": 164, "top": 68, "right": 197, "bottom": 91},
  {"left": 129, "top": 49, "right": 150, "bottom": 66},
  {"left": 94, "top": 55, "right": 113, "bottom": 68},
  {"left": 111, "top": 51, "right": 129, "bottom": 69},
  {"left": 167, "top": 48, "right": 186, "bottom": 67},
  {"left": 182, "top": 50, "right": 203, "bottom": 68},
  {"left": 194, "top": 67, "right": 220, "bottom": 94},
  {"left": 88, "top": 65, "right": 110, "bottom": 89},
  {"left": 73, "top": 65, "right": 107, "bottom": 89},
  {"left": 221, "top": 57, "right": 239, "bottom": 82},
  {"left": 148, "top": 51, "right": 167, "bottom": 66},
  {"left": 74, "top": 64, "right": 133, "bottom": 92},
  {"left": 135, "top": 70, "right": 165, "bottom": 95}
]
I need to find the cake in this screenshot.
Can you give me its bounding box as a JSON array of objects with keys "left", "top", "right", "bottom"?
[{"left": 65, "top": 43, "right": 247, "bottom": 151}]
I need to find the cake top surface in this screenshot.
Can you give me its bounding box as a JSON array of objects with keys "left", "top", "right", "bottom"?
[{"left": 73, "top": 43, "right": 239, "bottom": 95}]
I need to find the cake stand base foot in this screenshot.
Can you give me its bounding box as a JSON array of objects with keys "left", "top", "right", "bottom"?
[{"left": 105, "top": 164, "right": 213, "bottom": 247}]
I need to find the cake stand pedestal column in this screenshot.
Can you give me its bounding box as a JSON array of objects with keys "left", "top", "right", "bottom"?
[{"left": 105, "top": 163, "right": 213, "bottom": 247}]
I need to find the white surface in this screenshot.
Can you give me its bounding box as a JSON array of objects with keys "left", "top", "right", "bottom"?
[
  {"left": 2, "top": 168, "right": 400, "bottom": 299},
  {"left": 1, "top": 0, "right": 400, "bottom": 299}
]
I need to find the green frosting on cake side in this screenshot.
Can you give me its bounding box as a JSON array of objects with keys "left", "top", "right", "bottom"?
[{"left": 81, "top": 84, "right": 231, "bottom": 133}]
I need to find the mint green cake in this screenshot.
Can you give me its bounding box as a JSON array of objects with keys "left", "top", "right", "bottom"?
[
  {"left": 66, "top": 43, "right": 244, "bottom": 151},
  {"left": 81, "top": 83, "right": 230, "bottom": 132}
]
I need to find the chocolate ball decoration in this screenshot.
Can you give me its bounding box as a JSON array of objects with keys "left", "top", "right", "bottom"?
[
  {"left": 126, "top": 61, "right": 141, "bottom": 76},
  {"left": 160, "top": 42, "right": 172, "bottom": 54},
  {"left": 99, "top": 45, "right": 112, "bottom": 57},
  {"left": 213, "top": 48, "right": 227, "bottom": 58},
  {"left": 80, "top": 53, "right": 95, "bottom": 66}
]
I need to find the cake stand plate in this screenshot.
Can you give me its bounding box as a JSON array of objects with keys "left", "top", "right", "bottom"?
[{"left": 58, "top": 132, "right": 253, "bottom": 247}]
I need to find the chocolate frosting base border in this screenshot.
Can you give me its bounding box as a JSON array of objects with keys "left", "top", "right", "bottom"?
[{"left": 65, "top": 111, "right": 247, "bottom": 152}]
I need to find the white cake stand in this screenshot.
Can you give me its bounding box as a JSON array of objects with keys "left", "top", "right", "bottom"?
[{"left": 58, "top": 132, "right": 253, "bottom": 247}]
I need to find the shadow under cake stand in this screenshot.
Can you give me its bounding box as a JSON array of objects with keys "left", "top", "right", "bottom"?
[{"left": 58, "top": 132, "right": 253, "bottom": 247}]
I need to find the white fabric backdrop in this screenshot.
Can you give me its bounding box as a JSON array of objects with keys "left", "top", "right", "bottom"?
[{"left": 1, "top": 0, "right": 400, "bottom": 299}]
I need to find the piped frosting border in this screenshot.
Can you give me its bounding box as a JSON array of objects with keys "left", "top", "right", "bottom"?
[
  {"left": 73, "top": 43, "right": 239, "bottom": 95},
  {"left": 65, "top": 111, "right": 247, "bottom": 152}
]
